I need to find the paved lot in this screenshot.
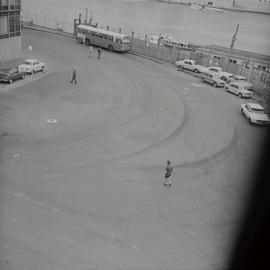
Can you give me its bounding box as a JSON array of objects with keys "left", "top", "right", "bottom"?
[{"left": 0, "top": 29, "right": 268, "bottom": 270}]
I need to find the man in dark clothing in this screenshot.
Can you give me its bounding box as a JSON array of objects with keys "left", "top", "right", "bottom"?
[
  {"left": 97, "top": 47, "right": 101, "bottom": 59},
  {"left": 70, "top": 68, "right": 77, "bottom": 84},
  {"left": 164, "top": 160, "right": 173, "bottom": 187}
]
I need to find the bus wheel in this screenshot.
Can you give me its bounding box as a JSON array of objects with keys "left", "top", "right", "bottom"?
[
  {"left": 108, "top": 45, "right": 114, "bottom": 51},
  {"left": 85, "top": 39, "right": 90, "bottom": 46}
]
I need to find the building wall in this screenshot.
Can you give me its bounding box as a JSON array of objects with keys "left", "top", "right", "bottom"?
[
  {"left": 0, "top": 36, "right": 21, "bottom": 62},
  {"left": 0, "top": 0, "right": 21, "bottom": 62}
]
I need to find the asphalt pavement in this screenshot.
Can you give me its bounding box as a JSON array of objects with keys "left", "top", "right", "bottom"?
[{"left": 0, "top": 28, "right": 268, "bottom": 270}]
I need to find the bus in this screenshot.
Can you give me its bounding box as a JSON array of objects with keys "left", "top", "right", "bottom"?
[{"left": 76, "top": 24, "right": 131, "bottom": 52}]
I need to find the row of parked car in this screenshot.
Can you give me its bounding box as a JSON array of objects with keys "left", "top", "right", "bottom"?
[
  {"left": 175, "top": 59, "right": 270, "bottom": 126},
  {"left": 0, "top": 59, "right": 45, "bottom": 84}
]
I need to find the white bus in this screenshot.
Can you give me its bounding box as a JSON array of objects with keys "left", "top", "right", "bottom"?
[{"left": 77, "top": 24, "right": 131, "bottom": 52}]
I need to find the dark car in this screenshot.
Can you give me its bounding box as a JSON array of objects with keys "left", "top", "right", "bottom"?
[{"left": 0, "top": 68, "right": 26, "bottom": 84}]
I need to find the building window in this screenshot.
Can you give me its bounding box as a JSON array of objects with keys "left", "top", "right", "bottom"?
[
  {"left": 0, "top": 0, "right": 9, "bottom": 10},
  {"left": 9, "top": 12, "right": 20, "bottom": 36},
  {"left": 229, "top": 59, "right": 237, "bottom": 64},
  {"left": 0, "top": 15, "right": 8, "bottom": 39}
]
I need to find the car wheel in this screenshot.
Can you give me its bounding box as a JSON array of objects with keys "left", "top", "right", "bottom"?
[
  {"left": 41, "top": 67, "right": 44, "bottom": 72},
  {"left": 221, "top": 76, "right": 226, "bottom": 81},
  {"left": 201, "top": 78, "right": 205, "bottom": 83},
  {"left": 238, "top": 93, "right": 243, "bottom": 98},
  {"left": 225, "top": 87, "right": 228, "bottom": 92},
  {"left": 213, "top": 82, "right": 217, "bottom": 87},
  {"left": 9, "top": 79, "right": 13, "bottom": 84},
  {"left": 108, "top": 45, "right": 114, "bottom": 51},
  {"left": 241, "top": 108, "right": 244, "bottom": 114},
  {"left": 178, "top": 65, "right": 183, "bottom": 70},
  {"left": 194, "top": 69, "right": 198, "bottom": 73}
]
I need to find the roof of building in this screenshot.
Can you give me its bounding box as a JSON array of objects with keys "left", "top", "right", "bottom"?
[{"left": 196, "top": 45, "right": 270, "bottom": 64}]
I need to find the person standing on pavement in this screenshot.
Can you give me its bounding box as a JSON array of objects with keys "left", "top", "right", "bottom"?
[
  {"left": 97, "top": 47, "right": 101, "bottom": 59},
  {"left": 88, "top": 45, "right": 94, "bottom": 58},
  {"left": 164, "top": 160, "right": 173, "bottom": 187},
  {"left": 70, "top": 68, "right": 77, "bottom": 84}
]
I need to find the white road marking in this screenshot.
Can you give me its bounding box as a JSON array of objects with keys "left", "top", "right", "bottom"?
[{"left": 47, "top": 119, "right": 58, "bottom": 123}]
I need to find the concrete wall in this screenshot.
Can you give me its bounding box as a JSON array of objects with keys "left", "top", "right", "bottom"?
[{"left": 0, "top": 36, "right": 21, "bottom": 63}]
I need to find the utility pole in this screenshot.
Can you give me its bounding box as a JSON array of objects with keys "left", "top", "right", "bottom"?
[
  {"left": 226, "top": 24, "right": 239, "bottom": 72},
  {"left": 230, "top": 24, "right": 239, "bottom": 50},
  {"left": 85, "top": 8, "right": 88, "bottom": 24}
]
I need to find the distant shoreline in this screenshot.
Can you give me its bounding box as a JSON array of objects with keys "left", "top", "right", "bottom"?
[{"left": 157, "top": 0, "right": 270, "bottom": 15}]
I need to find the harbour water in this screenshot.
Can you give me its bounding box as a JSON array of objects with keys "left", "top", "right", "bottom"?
[{"left": 22, "top": 0, "right": 270, "bottom": 55}]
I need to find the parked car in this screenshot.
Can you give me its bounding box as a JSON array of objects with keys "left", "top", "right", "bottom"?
[
  {"left": 176, "top": 59, "right": 205, "bottom": 73},
  {"left": 0, "top": 68, "right": 26, "bottom": 84},
  {"left": 18, "top": 59, "right": 45, "bottom": 74},
  {"left": 225, "top": 82, "right": 253, "bottom": 98},
  {"left": 205, "top": 66, "right": 234, "bottom": 82},
  {"left": 241, "top": 103, "right": 270, "bottom": 125},
  {"left": 227, "top": 75, "right": 254, "bottom": 90},
  {"left": 200, "top": 71, "right": 226, "bottom": 87}
]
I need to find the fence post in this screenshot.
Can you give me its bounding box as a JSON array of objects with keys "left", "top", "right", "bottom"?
[
  {"left": 157, "top": 37, "right": 161, "bottom": 59},
  {"left": 144, "top": 34, "right": 148, "bottom": 56},
  {"left": 131, "top": 31, "right": 134, "bottom": 51},
  {"left": 171, "top": 46, "right": 176, "bottom": 64}
]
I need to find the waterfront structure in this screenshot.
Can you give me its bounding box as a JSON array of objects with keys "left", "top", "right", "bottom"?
[
  {"left": 0, "top": 0, "right": 21, "bottom": 63},
  {"left": 158, "top": 0, "right": 270, "bottom": 14}
]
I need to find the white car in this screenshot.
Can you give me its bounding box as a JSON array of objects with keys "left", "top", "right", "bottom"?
[
  {"left": 206, "top": 66, "right": 234, "bottom": 82},
  {"left": 228, "top": 75, "right": 254, "bottom": 90},
  {"left": 200, "top": 71, "right": 226, "bottom": 87},
  {"left": 176, "top": 59, "right": 205, "bottom": 73},
  {"left": 241, "top": 103, "right": 270, "bottom": 125},
  {"left": 18, "top": 59, "right": 45, "bottom": 74},
  {"left": 225, "top": 82, "right": 253, "bottom": 98}
]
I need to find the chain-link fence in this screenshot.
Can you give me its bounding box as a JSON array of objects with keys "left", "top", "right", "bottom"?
[{"left": 21, "top": 11, "right": 74, "bottom": 33}]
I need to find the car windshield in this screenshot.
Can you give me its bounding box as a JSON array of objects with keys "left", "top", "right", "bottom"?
[
  {"left": 250, "top": 107, "right": 265, "bottom": 114},
  {"left": 23, "top": 61, "right": 32, "bottom": 65}
]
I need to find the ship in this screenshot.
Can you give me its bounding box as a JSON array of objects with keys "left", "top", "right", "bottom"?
[
  {"left": 158, "top": 0, "right": 270, "bottom": 14},
  {"left": 148, "top": 34, "right": 193, "bottom": 50}
]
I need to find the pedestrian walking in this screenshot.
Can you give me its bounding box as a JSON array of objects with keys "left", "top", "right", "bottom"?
[
  {"left": 97, "top": 47, "right": 101, "bottom": 59},
  {"left": 70, "top": 68, "right": 77, "bottom": 84},
  {"left": 88, "top": 45, "right": 94, "bottom": 58},
  {"left": 163, "top": 160, "right": 173, "bottom": 187}
]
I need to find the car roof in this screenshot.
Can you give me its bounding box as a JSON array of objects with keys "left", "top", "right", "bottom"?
[
  {"left": 0, "top": 67, "right": 16, "bottom": 73},
  {"left": 234, "top": 75, "right": 246, "bottom": 79},
  {"left": 230, "top": 81, "right": 248, "bottom": 86},
  {"left": 24, "top": 59, "right": 38, "bottom": 62},
  {"left": 247, "top": 103, "right": 264, "bottom": 110}
]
